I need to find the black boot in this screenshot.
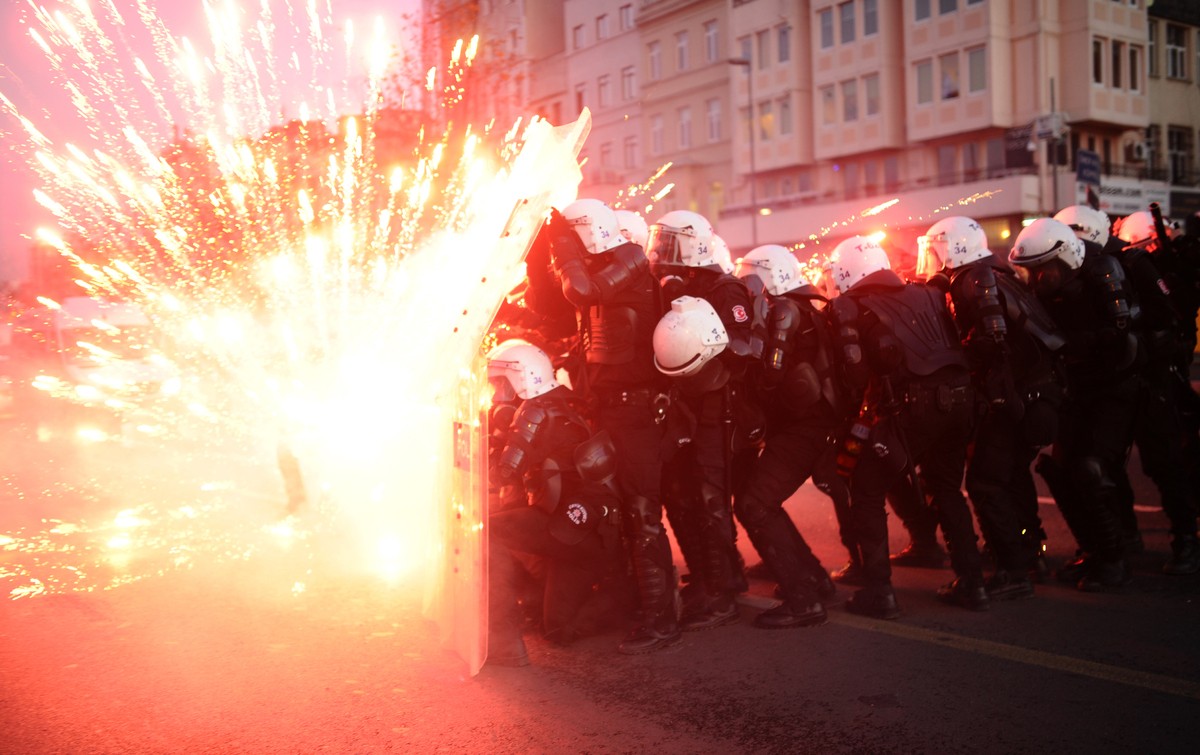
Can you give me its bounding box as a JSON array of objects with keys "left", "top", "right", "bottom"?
[
  {"left": 754, "top": 598, "right": 827, "bottom": 629},
  {"left": 1164, "top": 535, "right": 1200, "bottom": 575},
  {"left": 1077, "top": 558, "right": 1132, "bottom": 592},
  {"left": 985, "top": 570, "right": 1034, "bottom": 601},
  {"left": 936, "top": 576, "right": 990, "bottom": 611},
  {"left": 890, "top": 540, "right": 948, "bottom": 568},
  {"left": 845, "top": 586, "right": 900, "bottom": 620}
]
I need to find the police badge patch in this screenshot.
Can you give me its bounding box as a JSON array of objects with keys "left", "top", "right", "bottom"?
[{"left": 732, "top": 305, "right": 748, "bottom": 323}]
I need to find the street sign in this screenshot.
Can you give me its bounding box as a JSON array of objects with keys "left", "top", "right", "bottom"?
[{"left": 1076, "top": 149, "right": 1101, "bottom": 187}]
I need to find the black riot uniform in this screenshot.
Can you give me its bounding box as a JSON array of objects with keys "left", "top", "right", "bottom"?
[
  {"left": 1029, "top": 244, "right": 1140, "bottom": 590},
  {"left": 733, "top": 283, "right": 839, "bottom": 628},
  {"left": 830, "top": 269, "right": 983, "bottom": 617},
  {"left": 656, "top": 266, "right": 762, "bottom": 630},
  {"left": 1106, "top": 235, "right": 1200, "bottom": 574},
  {"left": 488, "top": 384, "right": 623, "bottom": 664},
  {"left": 544, "top": 211, "right": 680, "bottom": 654},
  {"left": 938, "top": 256, "right": 1067, "bottom": 596}
]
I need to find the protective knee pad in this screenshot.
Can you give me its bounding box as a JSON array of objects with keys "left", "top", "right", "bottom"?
[
  {"left": 621, "top": 494, "right": 664, "bottom": 551},
  {"left": 1072, "top": 456, "right": 1115, "bottom": 497}
]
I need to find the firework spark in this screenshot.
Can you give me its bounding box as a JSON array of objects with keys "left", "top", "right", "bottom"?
[{"left": 0, "top": 1, "right": 587, "bottom": 605}]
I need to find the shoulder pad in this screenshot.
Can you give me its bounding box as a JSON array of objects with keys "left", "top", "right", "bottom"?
[
  {"left": 829, "top": 295, "right": 860, "bottom": 323},
  {"left": 613, "top": 243, "right": 650, "bottom": 272}
]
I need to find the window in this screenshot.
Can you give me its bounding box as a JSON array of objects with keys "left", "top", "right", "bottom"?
[
  {"left": 864, "top": 73, "right": 880, "bottom": 116},
  {"left": 986, "top": 137, "right": 1005, "bottom": 177},
  {"left": 740, "top": 35, "right": 752, "bottom": 61},
  {"left": 621, "top": 66, "right": 636, "bottom": 100},
  {"left": 968, "top": 47, "right": 986, "bottom": 92},
  {"left": 1129, "top": 46, "right": 1142, "bottom": 92},
  {"left": 940, "top": 0, "right": 958, "bottom": 14},
  {"left": 916, "top": 0, "right": 931, "bottom": 21},
  {"left": 573, "top": 25, "right": 585, "bottom": 50},
  {"left": 1112, "top": 40, "right": 1124, "bottom": 88},
  {"left": 778, "top": 25, "right": 792, "bottom": 63},
  {"left": 1149, "top": 21, "right": 1159, "bottom": 77},
  {"left": 843, "top": 162, "right": 860, "bottom": 197},
  {"left": 596, "top": 15, "right": 609, "bottom": 41},
  {"left": 623, "top": 136, "right": 638, "bottom": 169},
  {"left": 575, "top": 83, "right": 586, "bottom": 114},
  {"left": 884, "top": 155, "right": 900, "bottom": 190},
  {"left": 676, "top": 31, "right": 689, "bottom": 71},
  {"left": 598, "top": 74, "right": 611, "bottom": 107},
  {"left": 620, "top": 4, "right": 633, "bottom": 31},
  {"left": 1167, "top": 24, "right": 1186, "bottom": 79},
  {"left": 839, "top": 2, "right": 855, "bottom": 44},
  {"left": 916, "top": 60, "right": 933, "bottom": 104},
  {"left": 963, "top": 142, "right": 980, "bottom": 181},
  {"left": 1093, "top": 38, "right": 1105, "bottom": 84},
  {"left": 600, "top": 142, "right": 613, "bottom": 167},
  {"left": 651, "top": 114, "right": 664, "bottom": 156},
  {"left": 779, "top": 95, "right": 793, "bottom": 135},
  {"left": 864, "top": 161, "right": 878, "bottom": 192},
  {"left": 1168, "top": 125, "right": 1193, "bottom": 182},
  {"left": 820, "top": 85, "right": 836, "bottom": 124},
  {"left": 705, "top": 21, "right": 719, "bottom": 63},
  {"left": 967, "top": 0, "right": 984, "bottom": 4},
  {"left": 649, "top": 41, "right": 662, "bottom": 80},
  {"left": 678, "top": 107, "right": 692, "bottom": 149},
  {"left": 757, "top": 30, "right": 769, "bottom": 69},
  {"left": 864, "top": 0, "right": 878, "bottom": 37},
  {"left": 842, "top": 79, "right": 858, "bottom": 121},
  {"left": 940, "top": 52, "right": 959, "bottom": 99},
  {"left": 759, "top": 101, "right": 773, "bottom": 139},
  {"left": 819, "top": 9, "right": 834, "bottom": 49},
  {"left": 938, "top": 145, "right": 956, "bottom": 185},
  {"left": 706, "top": 98, "right": 721, "bottom": 142}
]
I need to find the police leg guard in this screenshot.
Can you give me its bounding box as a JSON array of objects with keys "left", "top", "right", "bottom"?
[{"left": 620, "top": 495, "right": 678, "bottom": 626}]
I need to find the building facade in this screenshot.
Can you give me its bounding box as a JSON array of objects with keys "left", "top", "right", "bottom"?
[{"left": 422, "top": 0, "right": 1200, "bottom": 255}]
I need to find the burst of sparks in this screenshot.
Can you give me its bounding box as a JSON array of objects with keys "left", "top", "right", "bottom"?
[{"left": 1, "top": 1, "right": 586, "bottom": 599}]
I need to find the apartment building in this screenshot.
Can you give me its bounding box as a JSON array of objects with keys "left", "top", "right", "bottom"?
[
  {"left": 1147, "top": 0, "right": 1200, "bottom": 220},
  {"left": 422, "top": 0, "right": 1199, "bottom": 253},
  {"left": 563, "top": 1, "right": 646, "bottom": 196}
]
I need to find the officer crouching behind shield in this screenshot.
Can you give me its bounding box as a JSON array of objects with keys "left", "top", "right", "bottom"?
[{"left": 484, "top": 339, "right": 626, "bottom": 667}]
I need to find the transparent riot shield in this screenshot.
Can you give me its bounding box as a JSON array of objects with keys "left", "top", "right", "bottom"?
[{"left": 428, "top": 111, "right": 590, "bottom": 676}]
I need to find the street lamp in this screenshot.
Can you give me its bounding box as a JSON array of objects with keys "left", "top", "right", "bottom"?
[{"left": 728, "top": 57, "right": 758, "bottom": 246}]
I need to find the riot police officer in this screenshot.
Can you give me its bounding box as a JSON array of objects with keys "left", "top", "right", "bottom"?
[
  {"left": 828, "top": 235, "right": 984, "bottom": 618},
  {"left": 1109, "top": 208, "right": 1200, "bottom": 575},
  {"left": 918, "top": 216, "right": 1067, "bottom": 599},
  {"left": 730, "top": 244, "right": 838, "bottom": 628},
  {"left": 542, "top": 198, "right": 679, "bottom": 654},
  {"left": 1009, "top": 217, "right": 1139, "bottom": 591},
  {"left": 486, "top": 339, "right": 624, "bottom": 666},
  {"left": 647, "top": 210, "right": 762, "bottom": 630}
]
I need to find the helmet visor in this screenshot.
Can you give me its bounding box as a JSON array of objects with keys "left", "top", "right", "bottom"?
[
  {"left": 645, "top": 226, "right": 684, "bottom": 267},
  {"left": 487, "top": 372, "right": 518, "bottom": 404},
  {"left": 914, "top": 233, "right": 943, "bottom": 281}
]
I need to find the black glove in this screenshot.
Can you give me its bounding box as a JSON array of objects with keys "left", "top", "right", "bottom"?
[{"left": 548, "top": 208, "right": 586, "bottom": 267}]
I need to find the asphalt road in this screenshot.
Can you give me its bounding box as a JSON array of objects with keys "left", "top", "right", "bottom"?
[{"left": 1, "top": 418, "right": 1198, "bottom": 754}]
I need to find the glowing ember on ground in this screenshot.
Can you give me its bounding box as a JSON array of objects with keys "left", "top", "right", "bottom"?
[{"left": 1, "top": 1, "right": 585, "bottom": 601}]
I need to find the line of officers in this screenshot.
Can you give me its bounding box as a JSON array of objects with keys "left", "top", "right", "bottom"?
[{"left": 481, "top": 197, "right": 1200, "bottom": 667}]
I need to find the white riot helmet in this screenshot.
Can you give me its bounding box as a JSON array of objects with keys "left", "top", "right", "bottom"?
[
  {"left": 646, "top": 210, "right": 719, "bottom": 271},
  {"left": 615, "top": 209, "right": 649, "bottom": 249},
  {"left": 652, "top": 296, "right": 729, "bottom": 377},
  {"left": 1113, "top": 210, "right": 1157, "bottom": 251},
  {"left": 1009, "top": 218, "right": 1086, "bottom": 271},
  {"left": 711, "top": 234, "right": 735, "bottom": 274},
  {"left": 916, "top": 216, "right": 991, "bottom": 278},
  {"left": 486, "top": 339, "right": 560, "bottom": 401},
  {"left": 562, "top": 198, "right": 625, "bottom": 254},
  {"left": 735, "top": 244, "right": 810, "bottom": 296},
  {"left": 1054, "top": 205, "right": 1111, "bottom": 247},
  {"left": 830, "top": 235, "right": 892, "bottom": 293}
]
